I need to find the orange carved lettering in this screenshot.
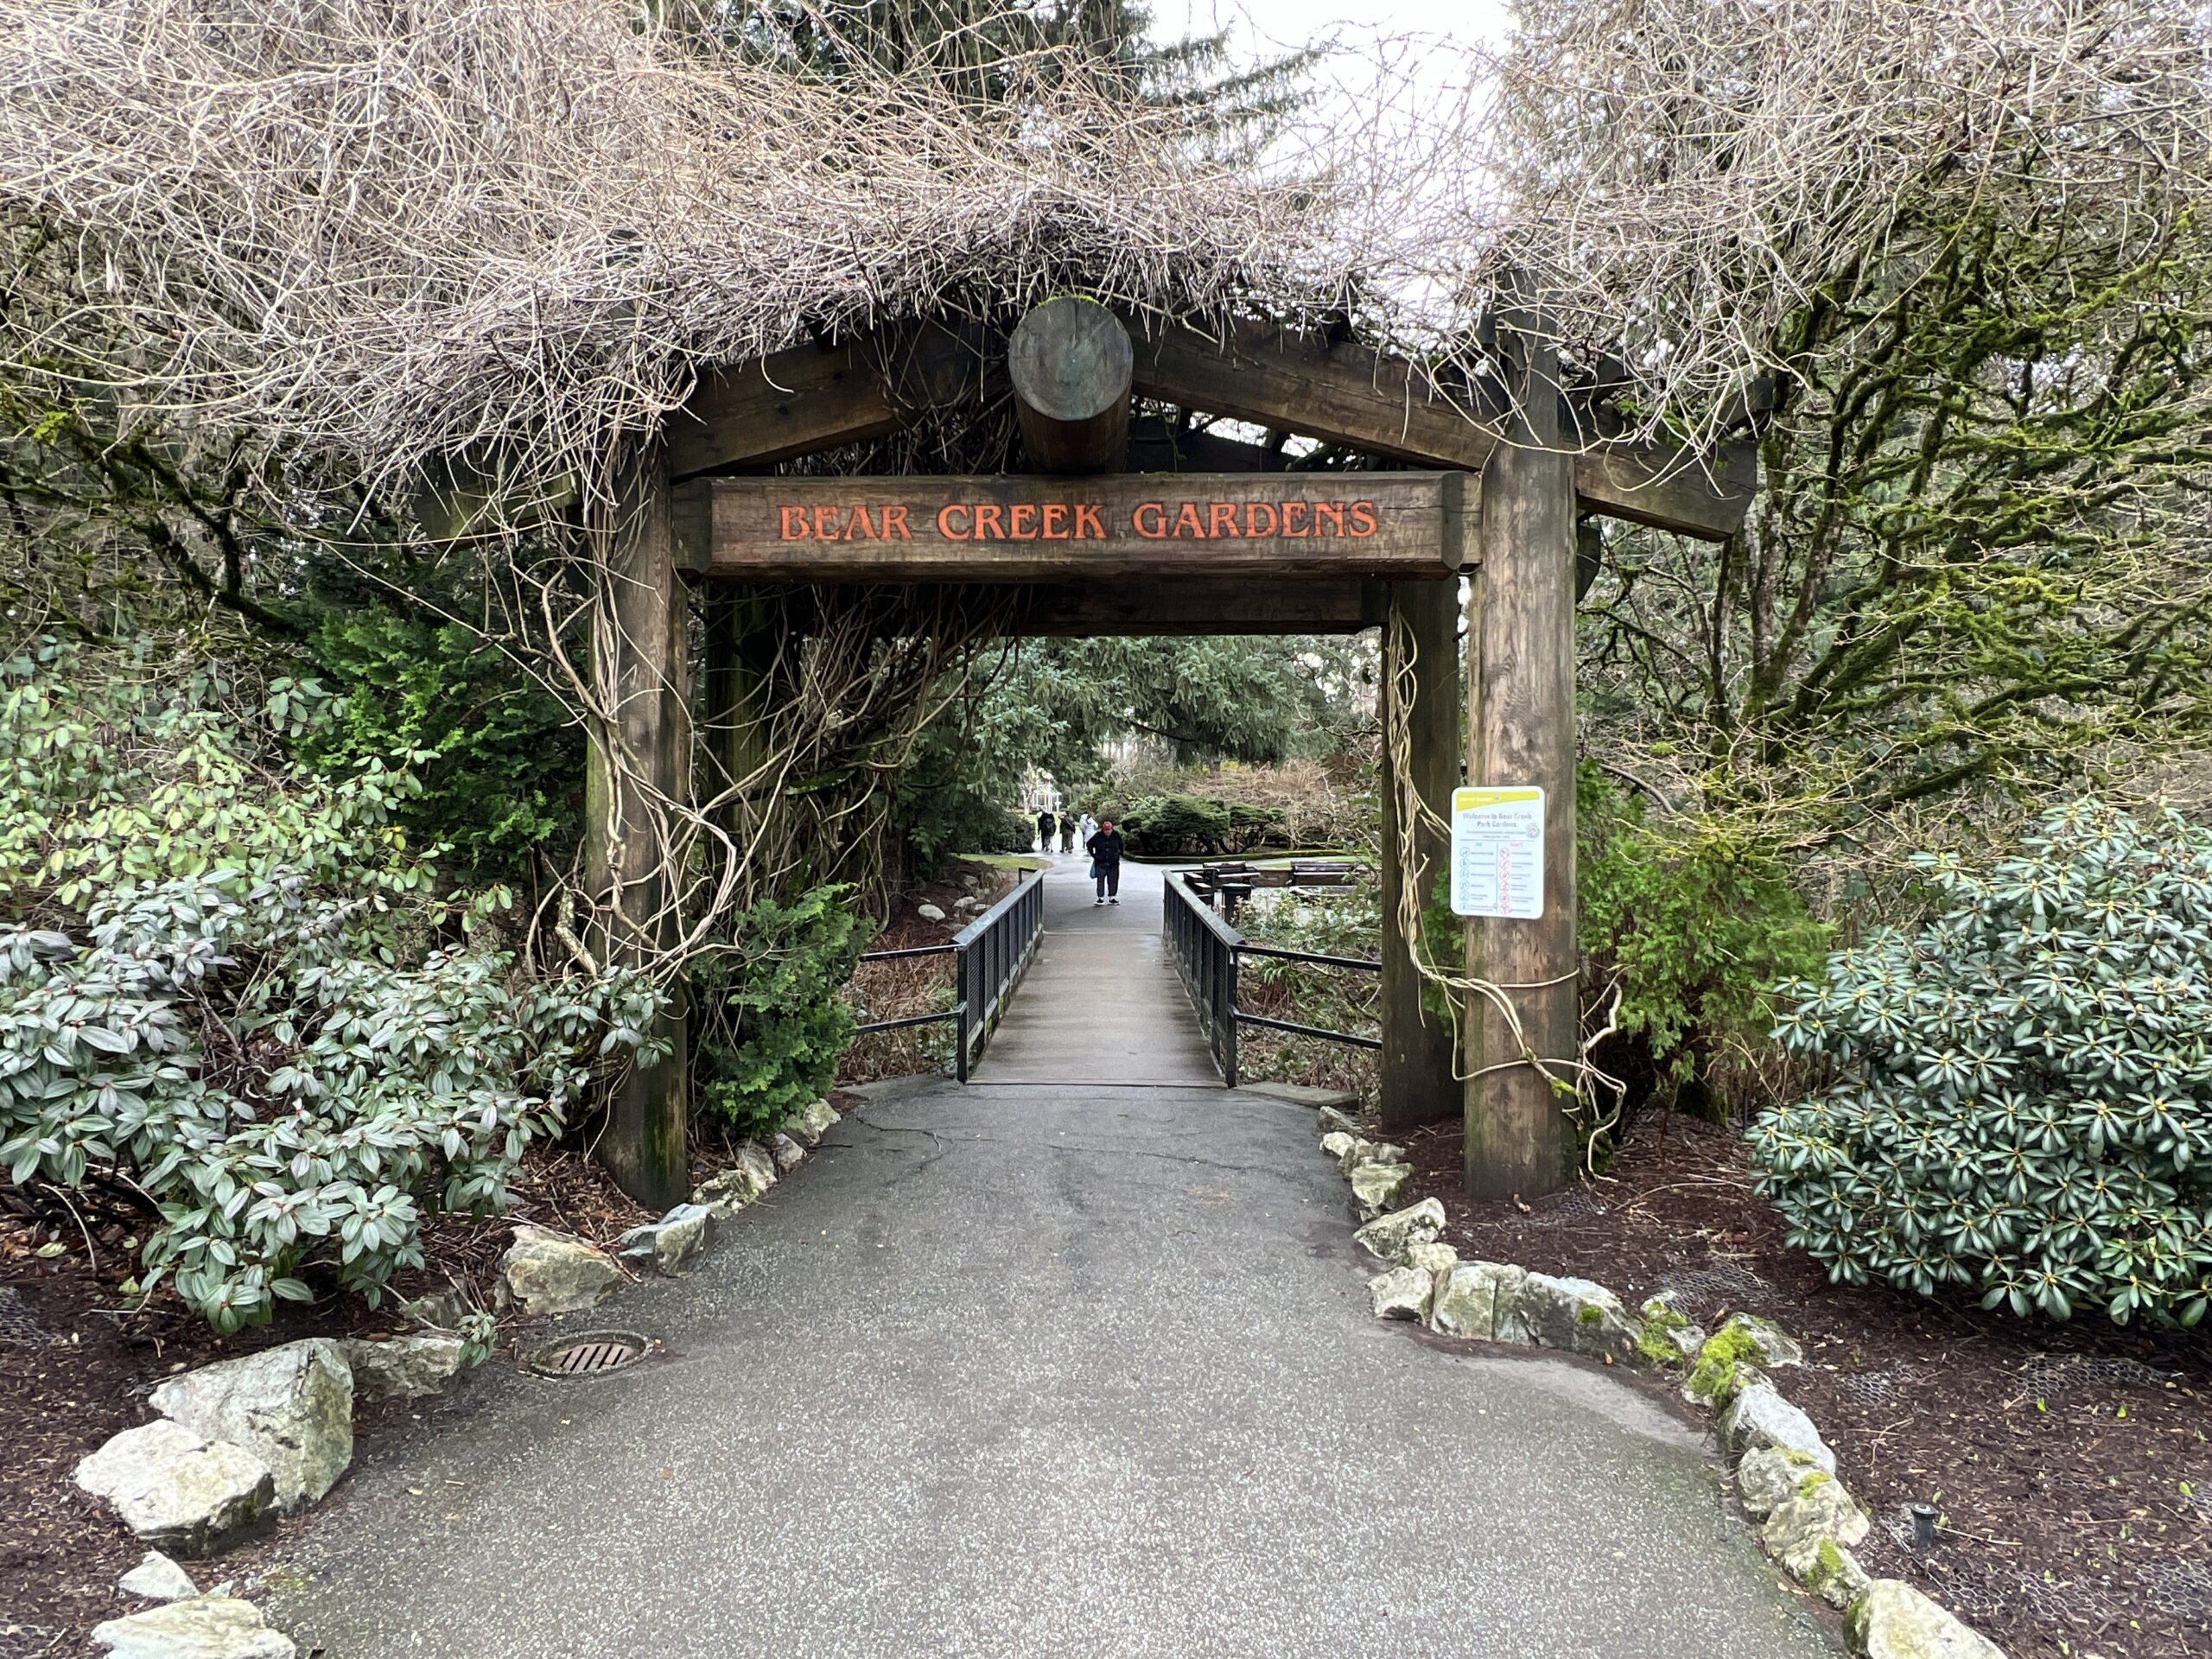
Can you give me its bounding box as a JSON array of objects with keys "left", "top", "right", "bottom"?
[
  {"left": 1173, "top": 501, "right": 1208, "bottom": 538},
  {"left": 779, "top": 505, "right": 810, "bottom": 540},
  {"left": 937, "top": 503, "right": 971, "bottom": 539},
  {"left": 1008, "top": 503, "right": 1038, "bottom": 540},
  {"left": 1244, "top": 502, "right": 1279, "bottom": 537},
  {"left": 812, "top": 504, "right": 841, "bottom": 540},
  {"left": 843, "top": 505, "right": 876, "bottom": 540},
  {"left": 1209, "top": 502, "right": 1240, "bottom": 539},
  {"left": 1041, "top": 502, "right": 1069, "bottom": 539},
  {"left": 1313, "top": 501, "right": 1344, "bottom": 537},
  {"left": 1347, "top": 500, "right": 1377, "bottom": 537},
  {"left": 1282, "top": 500, "right": 1309, "bottom": 537},
  {"left": 1130, "top": 503, "right": 1165, "bottom": 538},
  {"left": 1075, "top": 503, "right": 1105, "bottom": 538},
  {"left": 881, "top": 504, "right": 912, "bottom": 539},
  {"left": 975, "top": 503, "right": 1006, "bottom": 540}
]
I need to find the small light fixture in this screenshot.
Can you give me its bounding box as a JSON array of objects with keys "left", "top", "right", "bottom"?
[{"left": 1908, "top": 1501, "right": 1940, "bottom": 1550}]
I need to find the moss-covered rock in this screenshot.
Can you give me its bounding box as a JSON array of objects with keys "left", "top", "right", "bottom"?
[
  {"left": 1845, "top": 1579, "right": 2006, "bottom": 1658},
  {"left": 1635, "top": 1294, "right": 1705, "bottom": 1367},
  {"left": 1682, "top": 1320, "right": 1769, "bottom": 1408}
]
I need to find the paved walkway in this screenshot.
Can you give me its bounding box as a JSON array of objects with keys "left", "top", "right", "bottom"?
[
  {"left": 971, "top": 853, "right": 1217, "bottom": 1087},
  {"left": 264, "top": 923, "right": 1835, "bottom": 1657}
]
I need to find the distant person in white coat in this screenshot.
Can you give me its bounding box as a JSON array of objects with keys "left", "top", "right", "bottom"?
[{"left": 1079, "top": 812, "right": 1097, "bottom": 849}]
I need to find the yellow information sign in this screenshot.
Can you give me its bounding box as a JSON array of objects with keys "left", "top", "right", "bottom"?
[{"left": 1450, "top": 786, "right": 1546, "bottom": 919}]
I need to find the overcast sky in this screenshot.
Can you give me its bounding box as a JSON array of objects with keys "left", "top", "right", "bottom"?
[
  {"left": 1149, "top": 0, "right": 1515, "bottom": 156},
  {"left": 1153, "top": 1, "right": 1515, "bottom": 68}
]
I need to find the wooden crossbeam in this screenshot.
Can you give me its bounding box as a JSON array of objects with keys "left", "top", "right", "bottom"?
[
  {"left": 1125, "top": 315, "right": 1753, "bottom": 541},
  {"left": 665, "top": 317, "right": 1752, "bottom": 542}
]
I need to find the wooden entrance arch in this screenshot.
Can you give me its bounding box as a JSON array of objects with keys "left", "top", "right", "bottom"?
[{"left": 588, "top": 297, "right": 1752, "bottom": 1208}]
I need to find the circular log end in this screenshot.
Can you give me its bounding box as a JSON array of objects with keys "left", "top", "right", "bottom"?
[{"left": 1008, "top": 296, "right": 1134, "bottom": 423}]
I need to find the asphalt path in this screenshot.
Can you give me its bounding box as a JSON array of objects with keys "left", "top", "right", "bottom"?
[
  {"left": 264, "top": 855, "right": 1833, "bottom": 1656},
  {"left": 266, "top": 1085, "right": 1832, "bottom": 1653}
]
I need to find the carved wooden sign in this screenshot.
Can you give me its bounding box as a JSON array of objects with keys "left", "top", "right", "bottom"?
[{"left": 675, "top": 473, "right": 1470, "bottom": 582}]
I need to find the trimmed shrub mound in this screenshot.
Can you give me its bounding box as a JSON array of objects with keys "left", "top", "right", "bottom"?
[{"left": 1751, "top": 800, "right": 2212, "bottom": 1325}]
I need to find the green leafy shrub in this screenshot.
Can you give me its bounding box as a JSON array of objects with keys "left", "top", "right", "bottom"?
[
  {"left": 691, "top": 886, "right": 872, "bottom": 1140},
  {"left": 1121, "top": 794, "right": 1230, "bottom": 855},
  {"left": 1751, "top": 800, "right": 2212, "bottom": 1325},
  {"left": 900, "top": 787, "right": 1038, "bottom": 877},
  {"left": 1578, "top": 766, "right": 1827, "bottom": 1087},
  {"left": 0, "top": 648, "right": 660, "bottom": 1332},
  {"left": 298, "top": 609, "right": 577, "bottom": 883}
]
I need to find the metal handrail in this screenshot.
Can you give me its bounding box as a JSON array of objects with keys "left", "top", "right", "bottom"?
[
  {"left": 1162, "top": 869, "right": 1383, "bottom": 1088},
  {"left": 1163, "top": 870, "right": 1245, "bottom": 1084},
  {"left": 950, "top": 868, "right": 1046, "bottom": 1081},
  {"left": 849, "top": 869, "right": 1046, "bottom": 1080}
]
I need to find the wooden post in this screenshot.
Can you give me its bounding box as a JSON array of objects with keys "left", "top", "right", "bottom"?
[
  {"left": 1378, "top": 577, "right": 1462, "bottom": 1133},
  {"left": 1464, "top": 292, "right": 1579, "bottom": 1199},
  {"left": 701, "top": 590, "right": 777, "bottom": 841},
  {"left": 1007, "top": 297, "right": 1132, "bottom": 474},
  {"left": 584, "top": 438, "right": 691, "bottom": 1211}
]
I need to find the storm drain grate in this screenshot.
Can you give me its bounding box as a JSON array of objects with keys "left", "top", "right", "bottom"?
[{"left": 530, "top": 1331, "right": 650, "bottom": 1377}]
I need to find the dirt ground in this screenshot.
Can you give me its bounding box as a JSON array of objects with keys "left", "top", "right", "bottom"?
[
  {"left": 0, "top": 1150, "right": 648, "bottom": 1658},
  {"left": 1394, "top": 1111, "right": 2212, "bottom": 1659}
]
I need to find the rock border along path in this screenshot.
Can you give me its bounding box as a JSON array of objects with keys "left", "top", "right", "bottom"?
[
  {"left": 257, "top": 1070, "right": 1834, "bottom": 1659},
  {"left": 1331, "top": 1120, "right": 2009, "bottom": 1659}
]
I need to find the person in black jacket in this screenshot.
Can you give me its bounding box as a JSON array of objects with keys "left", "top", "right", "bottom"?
[
  {"left": 1058, "top": 811, "right": 1076, "bottom": 855},
  {"left": 1085, "top": 818, "right": 1125, "bottom": 906},
  {"left": 1036, "top": 806, "right": 1055, "bottom": 854}
]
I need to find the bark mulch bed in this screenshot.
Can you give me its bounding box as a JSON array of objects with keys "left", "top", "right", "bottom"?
[
  {"left": 1394, "top": 1111, "right": 2212, "bottom": 1659},
  {"left": 0, "top": 1149, "right": 647, "bottom": 1659}
]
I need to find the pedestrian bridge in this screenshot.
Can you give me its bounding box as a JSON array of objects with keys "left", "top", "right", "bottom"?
[{"left": 966, "top": 855, "right": 1222, "bottom": 1087}]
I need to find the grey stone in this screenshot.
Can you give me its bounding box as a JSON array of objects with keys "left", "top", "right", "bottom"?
[
  {"left": 617, "top": 1203, "right": 715, "bottom": 1277},
  {"left": 692, "top": 1143, "right": 779, "bottom": 1215},
  {"left": 149, "top": 1340, "right": 353, "bottom": 1511},
  {"left": 796, "top": 1097, "right": 841, "bottom": 1147},
  {"left": 398, "top": 1288, "right": 468, "bottom": 1331},
  {"left": 341, "top": 1332, "right": 470, "bottom": 1402},
  {"left": 1315, "top": 1104, "right": 1363, "bottom": 1138},
  {"left": 769, "top": 1133, "right": 807, "bottom": 1173},
  {"left": 499, "top": 1224, "right": 621, "bottom": 1318},
  {"left": 118, "top": 1551, "right": 200, "bottom": 1602},
  {"left": 1735, "top": 1445, "right": 1826, "bottom": 1520},
  {"left": 916, "top": 902, "right": 947, "bottom": 922},
  {"left": 1368, "top": 1266, "right": 1433, "bottom": 1321},
  {"left": 1346, "top": 1160, "right": 1413, "bottom": 1217},
  {"left": 1505, "top": 1272, "right": 1644, "bottom": 1364},
  {"left": 1719, "top": 1382, "right": 1835, "bottom": 1476},
  {"left": 74, "top": 1421, "right": 274, "bottom": 1557},
  {"left": 1764, "top": 1471, "right": 1870, "bottom": 1581},
  {"left": 92, "top": 1594, "right": 296, "bottom": 1658},
  {"left": 1802, "top": 1541, "right": 1873, "bottom": 1611},
  {"left": 1846, "top": 1579, "right": 2006, "bottom": 1659},
  {"left": 1352, "top": 1197, "right": 1446, "bottom": 1263},
  {"left": 1637, "top": 1294, "right": 1707, "bottom": 1363},
  {"left": 1337, "top": 1136, "right": 1406, "bottom": 1176},
  {"left": 1319, "top": 1129, "right": 1358, "bottom": 1162},
  {"left": 1716, "top": 1312, "right": 1804, "bottom": 1370},
  {"left": 1406, "top": 1240, "right": 1459, "bottom": 1275},
  {"left": 1429, "top": 1261, "right": 1527, "bottom": 1342}
]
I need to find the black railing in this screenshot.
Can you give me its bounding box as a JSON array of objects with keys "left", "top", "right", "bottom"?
[
  {"left": 851, "top": 868, "right": 1046, "bottom": 1082},
  {"left": 1162, "top": 870, "right": 1381, "bottom": 1089}
]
